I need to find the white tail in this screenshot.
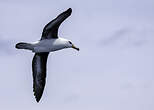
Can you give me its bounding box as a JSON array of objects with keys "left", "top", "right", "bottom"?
[{"left": 15, "top": 42, "right": 33, "bottom": 50}]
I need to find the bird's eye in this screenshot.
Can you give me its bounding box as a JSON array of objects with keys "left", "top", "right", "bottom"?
[{"left": 68, "top": 41, "right": 72, "bottom": 44}]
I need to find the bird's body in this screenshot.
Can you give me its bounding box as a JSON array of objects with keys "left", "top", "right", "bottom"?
[
  {"left": 31, "top": 38, "right": 71, "bottom": 53},
  {"left": 15, "top": 8, "right": 79, "bottom": 102}
]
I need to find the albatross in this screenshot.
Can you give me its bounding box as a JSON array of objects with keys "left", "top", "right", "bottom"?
[{"left": 15, "top": 8, "right": 79, "bottom": 102}]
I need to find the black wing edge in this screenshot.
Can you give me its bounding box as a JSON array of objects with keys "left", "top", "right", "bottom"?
[
  {"left": 41, "top": 8, "right": 72, "bottom": 40},
  {"left": 32, "top": 52, "right": 49, "bottom": 102}
]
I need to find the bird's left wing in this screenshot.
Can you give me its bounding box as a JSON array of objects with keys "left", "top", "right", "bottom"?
[
  {"left": 41, "top": 8, "right": 72, "bottom": 40},
  {"left": 32, "top": 53, "right": 49, "bottom": 102}
]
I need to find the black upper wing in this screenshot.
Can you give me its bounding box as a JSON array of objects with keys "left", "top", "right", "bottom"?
[
  {"left": 41, "top": 8, "right": 72, "bottom": 40},
  {"left": 32, "top": 53, "right": 49, "bottom": 102}
]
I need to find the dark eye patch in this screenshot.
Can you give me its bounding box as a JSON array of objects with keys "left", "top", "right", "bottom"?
[{"left": 68, "top": 41, "right": 72, "bottom": 44}]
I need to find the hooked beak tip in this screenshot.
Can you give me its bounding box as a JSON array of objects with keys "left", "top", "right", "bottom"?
[
  {"left": 72, "top": 45, "right": 80, "bottom": 51},
  {"left": 76, "top": 48, "right": 80, "bottom": 51}
]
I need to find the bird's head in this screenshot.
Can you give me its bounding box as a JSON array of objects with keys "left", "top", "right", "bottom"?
[{"left": 67, "top": 40, "right": 79, "bottom": 51}]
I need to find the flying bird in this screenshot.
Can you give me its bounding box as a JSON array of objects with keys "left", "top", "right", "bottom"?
[{"left": 15, "top": 8, "right": 79, "bottom": 102}]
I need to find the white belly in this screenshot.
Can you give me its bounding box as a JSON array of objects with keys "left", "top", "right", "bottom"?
[{"left": 32, "top": 38, "right": 67, "bottom": 53}]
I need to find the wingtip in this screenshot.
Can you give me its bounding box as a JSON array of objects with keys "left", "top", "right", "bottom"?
[
  {"left": 68, "top": 8, "right": 72, "bottom": 11},
  {"left": 67, "top": 8, "right": 72, "bottom": 13},
  {"left": 33, "top": 87, "right": 42, "bottom": 103},
  {"left": 34, "top": 92, "right": 41, "bottom": 103},
  {"left": 36, "top": 98, "right": 41, "bottom": 103}
]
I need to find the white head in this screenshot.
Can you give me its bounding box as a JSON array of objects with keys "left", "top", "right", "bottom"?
[
  {"left": 65, "top": 40, "right": 80, "bottom": 51},
  {"left": 58, "top": 37, "right": 79, "bottom": 51}
]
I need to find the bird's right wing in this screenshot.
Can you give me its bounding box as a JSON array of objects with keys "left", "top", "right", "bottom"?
[
  {"left": 41, "top": 8, "right": 72, "bottom": 40},
  {"left": 32, "top": 52, "right": 49, "bottom": 102}
]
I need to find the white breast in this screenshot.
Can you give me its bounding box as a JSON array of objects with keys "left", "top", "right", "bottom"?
[{"left": 32, "top": 38, "right": 68, "bottom": 53}]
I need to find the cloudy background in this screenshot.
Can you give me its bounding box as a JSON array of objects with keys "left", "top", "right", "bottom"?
[{"left": 0, "top": 0, "right": 154, "bottom": 110}]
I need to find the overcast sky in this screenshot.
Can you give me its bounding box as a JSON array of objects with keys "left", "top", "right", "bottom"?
[{"left": 0, "top": 0, "right": 154, "bottom": 110}]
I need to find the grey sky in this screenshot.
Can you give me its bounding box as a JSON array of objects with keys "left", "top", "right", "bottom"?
[{"left": 0, "top": 0, "right": 154, "bottom": 110}]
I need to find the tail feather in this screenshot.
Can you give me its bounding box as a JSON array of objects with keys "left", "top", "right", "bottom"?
[{"left": 15, "top": 42, "right": 33, "bottom": 50}]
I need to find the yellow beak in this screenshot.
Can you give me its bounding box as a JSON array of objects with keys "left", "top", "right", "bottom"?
[{"left": 72, "top": 44, "right": 79, "bottom": 51}]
